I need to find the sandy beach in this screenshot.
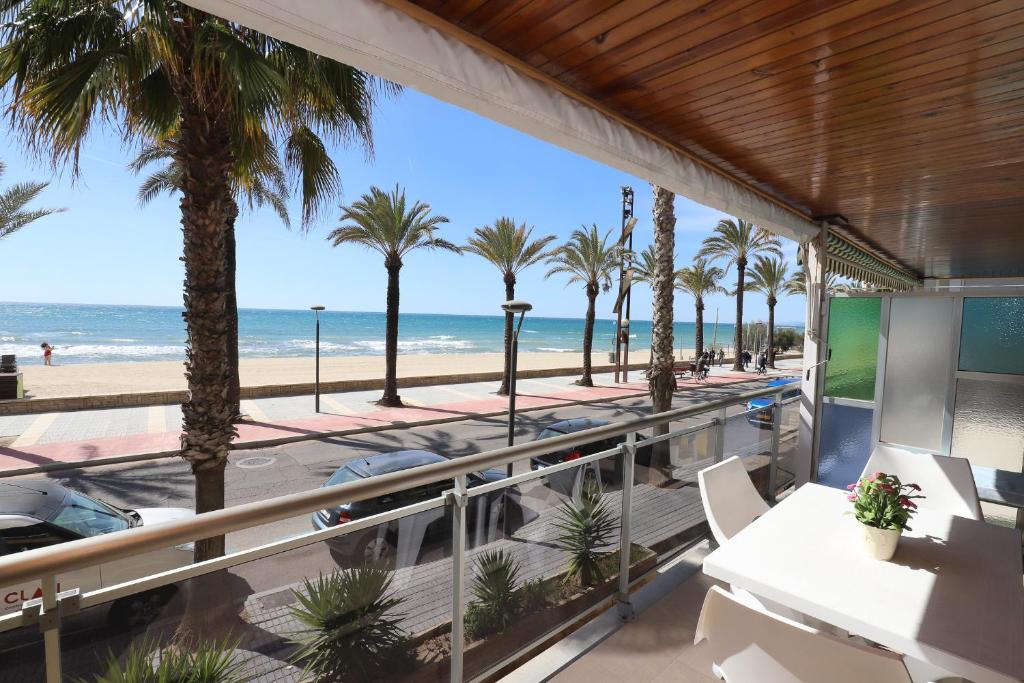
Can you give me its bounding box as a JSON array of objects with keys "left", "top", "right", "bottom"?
[{"left": 18, "top": 349, "right": 668, "bottom": 399}]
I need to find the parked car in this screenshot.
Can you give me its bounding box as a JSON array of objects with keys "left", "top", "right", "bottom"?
[
  {"left": 311, "top": 450, "right": 526, "bottom": 567},
  {"left": 0, "top": 481, "right": 193, "bottom": 625},
  {"left": 746, "top": 377, "right": 801, "bottom": 427},
  {"left": 530, "top": 418, "right": 649, "bottom": 494}
]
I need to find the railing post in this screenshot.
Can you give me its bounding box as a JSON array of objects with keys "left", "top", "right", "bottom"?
[
  {"left": 617, "top": 432, "right": 637, "bottom": 622},
  {"left": 41, "top": 574, "right": 61, "bottom": 683},
  {"left": 768, "top": 390, "right": 784, "bottom": 503},
  {"left": 714, "top": 408, "right": 727, "bottom": 463},
  {"left": 448, "top": 475, "right": 468, "bottom": 683}
]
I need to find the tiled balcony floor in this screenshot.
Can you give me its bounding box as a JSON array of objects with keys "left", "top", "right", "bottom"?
[{"left": 505, "top": 541, "right": 724, "bottom": 683}]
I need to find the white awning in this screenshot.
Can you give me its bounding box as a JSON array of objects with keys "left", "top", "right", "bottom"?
[{"left": 182, "top": 0, "right": 821, "bottom": 243}]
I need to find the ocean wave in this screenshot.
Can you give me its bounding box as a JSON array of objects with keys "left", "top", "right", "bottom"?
[
  {"left": 69, "top": 331, "right": 87, "bottom": 336},
  {"left": 110, "top": 338, "right": 137, "bottom": 342},
  {"left": 0, "top": 336, "right": 13, "bottom": 342},
  {"left": 0, "top": 343, "right": 183, "bottom": 359},
  {"left": 537, "top": 347, "right": 575, "bottom": 352}
]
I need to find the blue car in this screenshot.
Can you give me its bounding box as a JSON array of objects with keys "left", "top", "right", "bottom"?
[{"left": 746, "top": 378, "right": 801, "bottom": 427}]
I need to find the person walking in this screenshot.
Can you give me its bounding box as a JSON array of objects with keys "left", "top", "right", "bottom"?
[
  {"left": 718, "top": 348, "right": 725, "bottom": 367},
  {"left": 742, "top": 349, "right": 751, "bottom": 370},
  {"left": 40, "top": 342, "right": 53, "bottom": 366}
]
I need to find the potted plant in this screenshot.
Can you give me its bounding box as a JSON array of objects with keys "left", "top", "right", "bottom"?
[{"left": 847, "top": 472, "right": 924, "bottom": 560}]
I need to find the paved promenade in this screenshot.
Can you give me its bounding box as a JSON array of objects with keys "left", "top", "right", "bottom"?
[{"left": 0, "top": 363, "right": 797, "bottom": 475}]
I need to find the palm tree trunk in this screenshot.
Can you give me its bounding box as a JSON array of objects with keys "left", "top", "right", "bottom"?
[
  {"left": 649, "top": 185, "right": 675, "bottom": 415},
  {"left": 767, "top": 296, "right": 776, "bottom": 368},
  {"left": 578, "top": 284, "right": 597, "bottom": 387},
  {"left": 169, "top": 13, "right": 241, "bottom": 644},
  {"left": 498, "top": 274, "right": 515, "bottom": 396},
  {"left": 225, "top": 201, "right": 241, "bottom": 420},
  {"left": 174, "top": 80, "right": 237, "bottom": 565},
  {"left": 732, "top": 258, "right": 746, "bottom": 371},
  {"left": 695, "top": 300, "right": 704, "bottom": 359},
  {"left": 380, "top": 258, "right": 403, "bottom": 406}
]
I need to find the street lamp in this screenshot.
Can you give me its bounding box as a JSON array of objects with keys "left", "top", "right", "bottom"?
[
  {"left": 502, "top": 300, "right": 532, "bottom": 477},
  {"left": 311, "top": 306, "right": 325, "bottom": 412}
]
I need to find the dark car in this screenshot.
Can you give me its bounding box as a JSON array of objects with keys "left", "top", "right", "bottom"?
[
  {"left": 745, "top": 377, "right": 801, "bottom": 427},
  {"left": 529, "top": 419, "right": 649, "bottom": 494},
  {"left": 311, "top": 450, "right": 525, "bottom": 567}
]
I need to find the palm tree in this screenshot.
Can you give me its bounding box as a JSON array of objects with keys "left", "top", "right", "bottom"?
[
  {"left": 463, "top": 218, "right": 556, "bottom": 396},
  {"left": 648, "top": 186, "right": 676, "bottom": 417},
  {"left": 545, "top": 225, "right": 619, "bottom": 387},
  {"left": 745, "top": 256, "right": 788, "bottom": 367},
  {"left": 129, "top": 139, "right": 291, "bottom": 419},
  {"left": 676, "top": 259, "right": 726, "bottom": 360},
  {"left": 328, "top": 185, "right": 458, "bottom": 406},
  {"left": 697, "top": 219, "right": 782, "bottom": 371},
  {"left": 0, "top": 160, "right": 63, "bottom": 241},
  {"left": 1, "top": 0, "right": 387, "bottom": 564},
  {"left": 631, "top": 244, "right": 669, "bottom": 351}
]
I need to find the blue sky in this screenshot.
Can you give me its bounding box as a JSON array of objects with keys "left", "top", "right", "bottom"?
[{"left": 0, "top": 87, "right": 805, "bottom": 325}]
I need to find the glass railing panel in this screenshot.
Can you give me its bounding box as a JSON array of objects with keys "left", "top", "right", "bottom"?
[
  {"left": 0, "top": 606, "right": 45, "bottom": 682},
  {"left": 461, "top": 457, "right": 628, "bottom": 680},
  {"left": 723, "top": 406, "right": 774, "bottom": 499},
  {"left": 773, "top": 399, "right": 801, "bottom": 496},
  {"left": 631, "top": 418, "right": 716, "bottom": 558}
]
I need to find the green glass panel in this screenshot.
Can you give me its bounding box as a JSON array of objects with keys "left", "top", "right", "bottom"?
[
  {"left": 824, "top": 297, "right": 881, "bottom": 400},
  {"left": 959, "top": 297, "right": 1024, "bottom": 375}
]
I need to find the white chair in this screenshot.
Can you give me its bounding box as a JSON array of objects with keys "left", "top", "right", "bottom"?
[
  {"left": 695, "top": 585, "right": 914, "bottom": 683},
  {"left": 861, "top": 445, "right": 982, "bottom": 521},
  {"left": 698, "top": 456, "right": 769, "bottom": 546}
]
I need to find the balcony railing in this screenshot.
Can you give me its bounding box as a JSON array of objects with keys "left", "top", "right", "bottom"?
[{"left": 0, "top": 383, "right": 798, "bottom": 682}]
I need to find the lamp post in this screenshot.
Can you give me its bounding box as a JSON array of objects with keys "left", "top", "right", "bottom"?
[
  {"left": 614, "top": 186, "right": 635, "bottom": 382},
  {"left": 311, "top": 306, "right": 325, "bottom": 412},
  {"left": 502, "top": 300, "right": 532, "bottom": 477}
]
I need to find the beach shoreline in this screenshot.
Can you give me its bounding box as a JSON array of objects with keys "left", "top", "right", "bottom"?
[{"left": 15, "top": 349, "right": 673, "bottom": 400}]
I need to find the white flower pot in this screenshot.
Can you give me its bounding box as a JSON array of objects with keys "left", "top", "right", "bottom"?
[{"left": 860, "top": 524, "right": 901, "bottom": 561}]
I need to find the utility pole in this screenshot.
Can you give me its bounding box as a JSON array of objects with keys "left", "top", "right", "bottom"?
[{"left": 613, "top": 186, "right": 635, "bottom": 383}]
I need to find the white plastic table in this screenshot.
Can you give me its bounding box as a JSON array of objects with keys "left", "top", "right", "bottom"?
[{"left": 703, "top": 483, "right": 1024, "bottom": 683}]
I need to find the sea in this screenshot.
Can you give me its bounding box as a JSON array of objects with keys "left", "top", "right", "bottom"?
[{"left": 0, "top": 302, "right": 799, "bottom": 365}]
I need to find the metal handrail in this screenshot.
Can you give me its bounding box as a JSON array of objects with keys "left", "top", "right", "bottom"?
[{"left": 0, "top": 383, "right": 785, "bottom": 587}]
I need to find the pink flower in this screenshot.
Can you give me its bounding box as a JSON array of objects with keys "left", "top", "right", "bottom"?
[
  {"left": 846, "top": 483, "right": 857, "bottom": 490},
  {"left": 866, "top": 473, "right": 877, "bottom": 482},
  {"left": 909, "top": 483, "right": 922, "bottom": 491},
  {"left": 873, "top": 471, "right": 886, "bottom": 479},
  {"left": 847, "top": 493, "right": 857, "bottom": 501},
  {"left": 880, "top": 484, "right": 894, "bottom": 493}
]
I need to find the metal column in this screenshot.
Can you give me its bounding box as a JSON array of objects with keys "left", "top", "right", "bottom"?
[
  {"left": 449, "top": 475, "right": 468, "bottom": 682},
  {"left": 617, "top": 432, "right": 637, "bottom": 622},
  {"left": 767, "top": 389, "right": 783, "bottom": 503},
  {"left": 41, "top": 574, "right": 60, "bottom": 683}
]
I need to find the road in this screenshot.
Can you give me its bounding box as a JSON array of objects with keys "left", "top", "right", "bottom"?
[{"left": 23, "top": 376, "right": 782, "bottom": 554}]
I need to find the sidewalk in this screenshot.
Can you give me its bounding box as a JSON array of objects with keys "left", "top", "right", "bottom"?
[{"left": 0, "top": 363, "right": 798, "bottom": 475}]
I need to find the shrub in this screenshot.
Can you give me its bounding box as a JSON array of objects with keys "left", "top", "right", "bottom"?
[
  {"left": 289, "top": 565, "right": 414, "bottom": 682},
  {"left": 773, "top": 328, "right": 801, "bottom": 353},
  {"left": 467, "top": 549, "right": 521, "bottom": 635},
  {"left": 518, "top": 578, "right": 554, "bottom": 612},
  {"left": 464, "top": 549, "right": 556, "bottom": 640},
  {"left": 85, "top": 637, "right": 244, "bottom": 683},
  {"left": 552, "top": 481, "right": 619, "bottom": 587}
]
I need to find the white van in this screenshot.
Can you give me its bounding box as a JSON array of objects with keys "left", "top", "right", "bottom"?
[{"left": 0, "top": 481, "right": 193, "bottom": 625}]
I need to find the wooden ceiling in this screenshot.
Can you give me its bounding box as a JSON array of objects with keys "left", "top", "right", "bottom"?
[{"left": 405, "top": 0, "right": 1024, "bottom": 279}]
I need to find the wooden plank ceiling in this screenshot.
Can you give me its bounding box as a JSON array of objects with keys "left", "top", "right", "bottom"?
[{"left": 406, "top": 0, "right": 1024, "bottom": 279}]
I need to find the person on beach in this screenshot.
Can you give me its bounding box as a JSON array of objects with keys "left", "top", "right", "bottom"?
[
  {"left": 742, "top": 349, "right": 751, "bottom": 369},
  {"left": 718, "top": 348, "right": 725, "bottom": 367},
  {"left": 40, "top": 342, "right": 53, "bottom": 366}
]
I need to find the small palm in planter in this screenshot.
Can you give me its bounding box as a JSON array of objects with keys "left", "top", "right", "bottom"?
[
  {"left": 465, "top": 548, "right": 523, "bottom": 639},
  {"left": 553, "top": 481, "right": 620, "bottom": 587},
  {"left": 847, "top": 472, "right": 924, "bottom": 560},
  {"left": 84, "top": 637, "right": 244, "bottom": 683},
  {"left": 289, "top": 565, "right": 415, "bottom": 682}
]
